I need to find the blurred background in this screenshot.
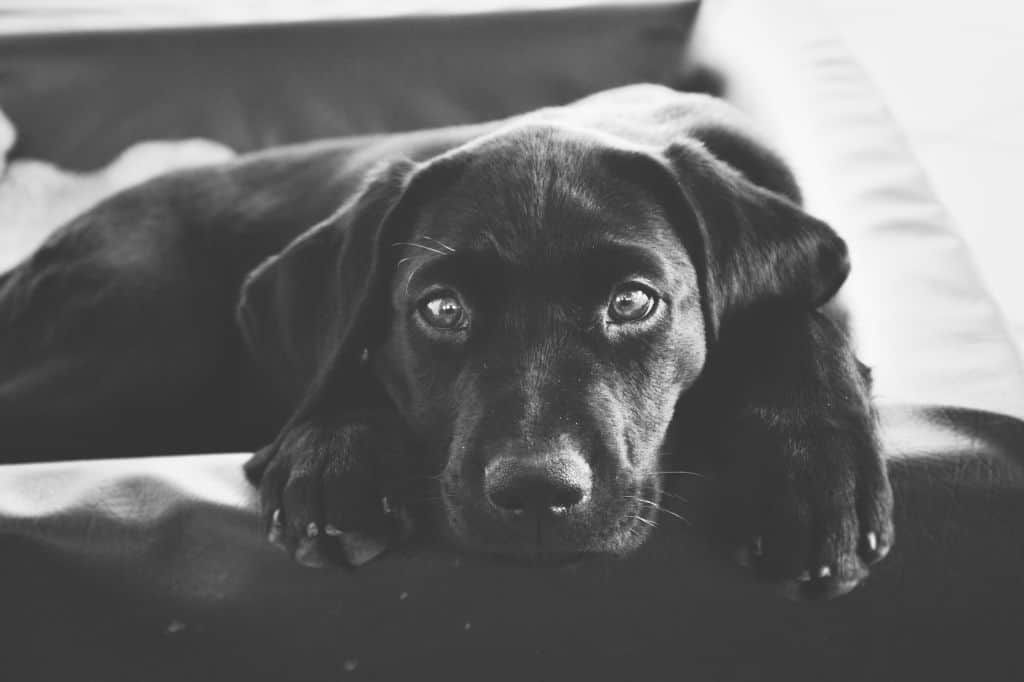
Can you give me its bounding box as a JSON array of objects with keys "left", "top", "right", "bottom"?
[{"left": 2, "top": 0, "right": 1020, "bottom": 351}]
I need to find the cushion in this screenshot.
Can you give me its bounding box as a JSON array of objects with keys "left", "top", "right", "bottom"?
[{"left": 0, "top": 106, "right": 234, "bottom": 274}]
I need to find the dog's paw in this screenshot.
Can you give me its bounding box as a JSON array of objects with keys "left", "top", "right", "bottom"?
[
  {"left": 718, "top": 411, "right": 894, "bottom": 599},
  {"left": 244, "top": 414, "right": 412, "bottom": 568}
]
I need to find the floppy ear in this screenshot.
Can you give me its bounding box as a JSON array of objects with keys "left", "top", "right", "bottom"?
[
  {"left": 660, "top": 141, "right": 849, "bottom": 340},
  {"left": 237, "top": 159, "right": 417, "bottom": 411}
]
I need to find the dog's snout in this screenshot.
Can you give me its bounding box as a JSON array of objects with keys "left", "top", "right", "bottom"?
[{"left": 484, "top": 453, "right": 592, "bottom": 519}]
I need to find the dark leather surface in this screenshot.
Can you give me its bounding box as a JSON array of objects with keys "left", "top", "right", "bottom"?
[
  {"left": 2, "top": 1, "right": 1024, "bottom": 679},
  {"left": 2, "top": 405, "right": 1023, "bottom": 681}
]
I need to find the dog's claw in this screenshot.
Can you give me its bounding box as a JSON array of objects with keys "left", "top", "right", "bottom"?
[
  {"left": 752, "top": 536, "right": 763, "bottom": 557},
  {"left": 863, "top": 530, "right": 891, "bottom": 563},
  {"left": 254, "top": 416, "right": 412, "bottom": 569},
  {"left": 267, "top": 509, "right": 286, "bottom": 547},
  {"left": 816, "top": 565, "right": 832, "bottom": 579},
  {"left": 795, "top": 570, "right": 812, "bottom": 583}
]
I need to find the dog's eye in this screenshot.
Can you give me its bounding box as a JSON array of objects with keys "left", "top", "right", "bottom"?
[
  {"left": 608, "top": 284, "right": 657, "bottom": 323},
  {"left": 420, "top": 292, "right": 467, "bottom": 330}
]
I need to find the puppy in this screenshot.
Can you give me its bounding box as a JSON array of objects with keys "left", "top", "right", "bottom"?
[{"left": 0, "top": 85, "right": 892, "bottom": 598}]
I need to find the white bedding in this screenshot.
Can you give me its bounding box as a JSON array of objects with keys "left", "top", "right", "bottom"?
[{"left": 0, "top": 108, "right": 234, "bottom": 275}]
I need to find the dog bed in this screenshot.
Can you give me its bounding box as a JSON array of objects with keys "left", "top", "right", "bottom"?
[{"left": 0, "top": 107, "right": 234, "bottom": 275}]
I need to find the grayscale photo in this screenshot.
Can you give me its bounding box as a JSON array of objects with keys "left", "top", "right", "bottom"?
[{"left": 1, "top": 0, "right": 1021, "bottom": 680}]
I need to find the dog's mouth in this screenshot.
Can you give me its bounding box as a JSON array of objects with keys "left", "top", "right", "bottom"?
[{"left": 414, "top": 475, "right": 665, "bottom": 562}]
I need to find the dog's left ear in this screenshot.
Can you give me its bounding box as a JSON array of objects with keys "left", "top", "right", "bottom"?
[
  {"left": 237, "top": 159, "right": 418, "bottom": 412},
  {"left": 658, "top": 141, "right": 849, "bottom": 340}
]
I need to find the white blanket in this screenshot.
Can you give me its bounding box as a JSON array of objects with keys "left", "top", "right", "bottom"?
[{"left": 0, "top": 108, "right": 234, "bottom": 274}]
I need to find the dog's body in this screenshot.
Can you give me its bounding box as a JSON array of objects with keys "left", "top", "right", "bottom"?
[
  {"left": 0, "top": 126, "right": 484, "bottom": 458},
  {"left": 0, "top": 85, "right": 892, "bottom": 598}
]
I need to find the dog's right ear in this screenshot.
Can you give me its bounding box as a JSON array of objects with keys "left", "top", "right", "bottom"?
[
  {"left": 237, "top": 159, "right": 418, "bottom": 411},
  {"left": 658, "top": 141, "right": 850, "bottom": 341}
]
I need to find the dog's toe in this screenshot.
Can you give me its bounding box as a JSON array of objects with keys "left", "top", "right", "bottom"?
[
  {"left": 757, "top": 487, "right": 875, "bottom": 600},
  {"left": 320, "top": 457, "right": 399, "bottom": 567},
  {"left": 860, "top": 529, "right": 892, "bottom": 564},
  {"left": 267, "top": 508, "right": 286, "bottom": 549},
  {"left": 721, "top": 426, "right": 894, "bottom": 600},
  {"left": 294, "top": 523, "right": 331, "bottom": 568},
  {"left": 251, "top": 418, "right": 411, "bottom": 569},
  {"left": 278, "top": 453, "right": 330, "bottom": 565},
  {"left": 856, "top": 458, "right": 895, "bottom": 566},
  {"left": 784, "top": 552, "right": 868, "bottom": 601}
]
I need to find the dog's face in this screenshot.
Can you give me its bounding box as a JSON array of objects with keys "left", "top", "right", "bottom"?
[
  {"left": 240, "top": 115, "right": 848, "bottom": 565},
  {"left": 370, "top": 126, "right": 707, "bottom": 559}
]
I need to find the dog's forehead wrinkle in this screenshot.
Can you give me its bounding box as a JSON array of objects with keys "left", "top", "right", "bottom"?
[
  {"left": 430, "top": 224, "right": 687, "bottom": 279},
  {"left": 451, "top": 126, "right": 619, "bottom": 223},
  {"left": 413, "top": 135, "right": 695, "bottom": 283}
]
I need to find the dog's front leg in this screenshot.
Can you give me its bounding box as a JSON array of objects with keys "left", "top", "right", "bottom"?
[
  {"left": 705, "top": 309, "right": 894, "bottom": 599},
  {"left": 244, "top": 406, "right": 414, "bottom": 568}
]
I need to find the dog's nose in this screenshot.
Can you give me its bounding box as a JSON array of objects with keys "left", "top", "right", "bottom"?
[{"left": 484, "top": 453, "right": 592, "bottom": 519}]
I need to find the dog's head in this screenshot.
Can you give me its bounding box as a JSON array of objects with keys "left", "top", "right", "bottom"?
[{"left": 239, "top": 122, "right": 847, "bottom": 562}]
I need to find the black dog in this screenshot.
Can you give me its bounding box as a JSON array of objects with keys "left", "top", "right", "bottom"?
[{"left": 0, "top": 85, "right": 892, "bottom": 598}]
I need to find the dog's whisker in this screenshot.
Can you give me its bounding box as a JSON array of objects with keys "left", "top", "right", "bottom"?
[
  {"left": 392, "top": 241, "right": 449, "bottom": 257},
  {"left": 403, "top": 258, "right": 436, "bottom": 296},
  {"left": 667, "top": 511, "right": 690, "bottom": 526},
  {"left": 422, "top": 465, "right": 448, "bottom": 481},
  {"left": 420, "top": 235, "right": 456, "bottom": 253},
  {"left": 642, "top": 502, "right": 689, "bottom": 525},
  {"left": 631, "top": 514, "right": 658, "bottom": 529},
  {"left": 625, "top": 496, "right": 691, "bottom": 525},
  {"left": 653, "top": 470, "right": 711, "bottom": 480}
]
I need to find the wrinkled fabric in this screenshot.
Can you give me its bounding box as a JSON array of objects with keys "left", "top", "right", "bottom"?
[
  {"left": 0, "top": 129, "right": 234, "bottom": 274},
  {"left": 2, "top": 406, "right": 1023, "bottom": 680}
]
